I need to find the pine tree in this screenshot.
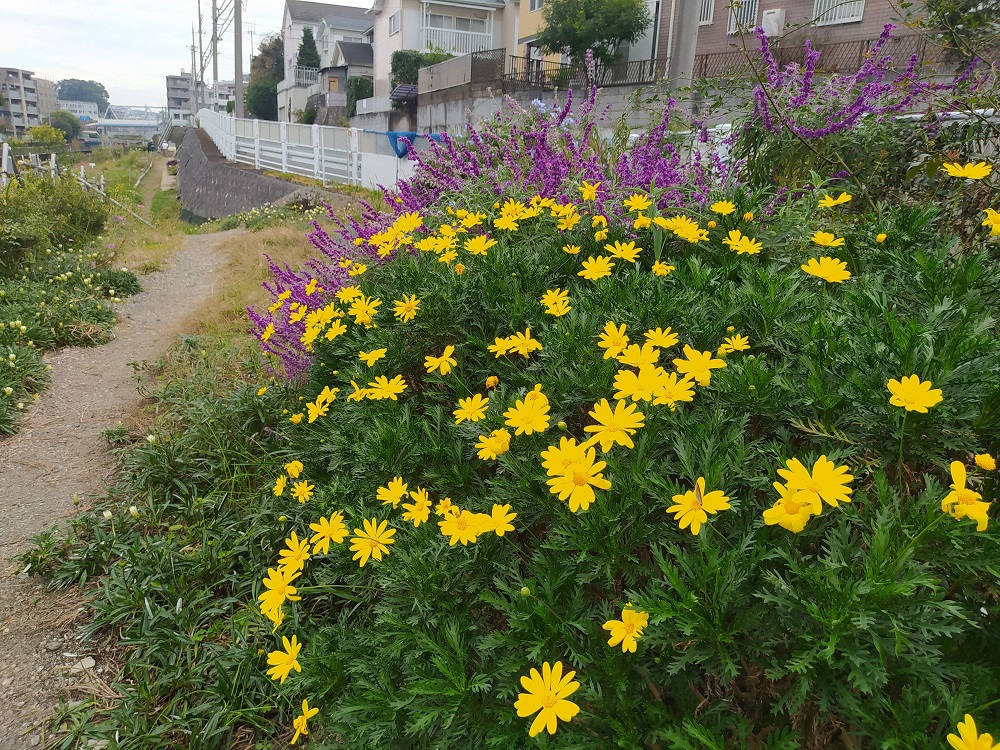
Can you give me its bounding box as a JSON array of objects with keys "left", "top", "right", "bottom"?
[{"left": 297, "top": 27, "right": 321, "bottom": 70}]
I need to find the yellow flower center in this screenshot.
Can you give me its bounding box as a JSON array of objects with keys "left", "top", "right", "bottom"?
[
  {"left": 456, "top": 517, "right": 468, "bottom": 530},
  {"left": 622, "top": 621, "right": 636, "bottom": 634},
  {"left": 542, "top": 692, "right": 558, "bottom": 709},
  {"left": 784, "top": 497, "right": 802, "bottom": 515},
  {"left": 957, "top": 489, "right": 979, "bottom": 505},
  {"left": 807, "top": 481, "right": 822, "bottom": 494},
  {"left": 367, "top": 538, "right": 380, "bottom": 549},
  {"left": 573, "top": 471, "right": 590, "bottom": 486}
]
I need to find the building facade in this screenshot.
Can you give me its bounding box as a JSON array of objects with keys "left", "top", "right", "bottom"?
[
  {"left": 166, "top": 71, "right": 194, "bottom": 125},
  {"left": 56, "top": 99, "right": 100, "bottom": 121},
  {"left": 34, "top": 78, "right": 59, "bottom": 120},
  {"left": 0, "top": 67, "right": 41, "bottom": 134},
  {"left": 367, "top": 0, "right": 518, "bottom": 97}
]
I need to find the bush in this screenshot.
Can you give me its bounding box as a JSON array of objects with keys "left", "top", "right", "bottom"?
[
  {"left": 390, "top": 50, "right": 453, "bottom": 90},
  {"left": 346, "top": 76, "right": 374, "bottom": 118}
]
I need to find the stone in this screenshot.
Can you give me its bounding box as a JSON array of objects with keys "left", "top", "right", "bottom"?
[{"left": 69, "top": 657, "right": 95, "bottom": 674}]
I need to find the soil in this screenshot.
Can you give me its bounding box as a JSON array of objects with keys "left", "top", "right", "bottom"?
[{"left": 0, "top": 214, "right": 240, "bottom": 748}]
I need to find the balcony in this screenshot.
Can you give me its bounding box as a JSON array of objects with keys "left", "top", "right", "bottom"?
[
  {"left": 420, "top": 27, "right": 493, "bottom": 57},
  {"left": 294, "top": 66, "right": 320, "bottom": 87}
]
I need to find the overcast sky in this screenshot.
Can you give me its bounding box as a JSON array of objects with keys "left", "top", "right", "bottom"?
[{"left": 1, "top": 0, "right": 370, "bottom": 108}]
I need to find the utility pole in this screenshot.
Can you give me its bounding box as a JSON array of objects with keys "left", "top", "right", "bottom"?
[
  {"left": 234, "top": 0, "right": 244, "bottom": 117},
  {"left": 190, "top": 29, "right": 199, "bottom": 117},
  {"left": 212, "top": 0, "right": 219, "bottom": 83}
]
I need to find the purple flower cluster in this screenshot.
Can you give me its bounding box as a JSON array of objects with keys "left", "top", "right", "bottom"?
[
  {"left": 248, "top": 63, "right": 731, "bottom": 379},
  {"left": 750, "top": 24, "right": 941, "bottom": 139}
]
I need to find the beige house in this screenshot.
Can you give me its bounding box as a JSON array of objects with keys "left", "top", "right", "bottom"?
[
  {"left": 367, "top": 0, "right": 519, "bottom": 97},
  {"left": 0, "top": 68, "right": 41, "bottom": 134}
]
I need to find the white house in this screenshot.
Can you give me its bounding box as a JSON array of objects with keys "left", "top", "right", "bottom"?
[
  {"left": 278, "top": 0, "right": 374, "bottom": 122},
  {"left": 366, "top": 0, "right": 518, "bottom": 97}
]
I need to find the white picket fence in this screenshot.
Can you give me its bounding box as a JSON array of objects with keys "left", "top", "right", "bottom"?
[{"left": 196, "top": 109, "right": 425, "bottom": 191}]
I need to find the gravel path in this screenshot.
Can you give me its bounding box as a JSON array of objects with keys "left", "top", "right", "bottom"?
[{"left": 0, "top": 228, "right": 239, "bottom": 748}]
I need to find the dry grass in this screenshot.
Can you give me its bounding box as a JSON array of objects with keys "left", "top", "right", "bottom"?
[{"left": 193, "top": 224, "right": 318, "bottom": 337}]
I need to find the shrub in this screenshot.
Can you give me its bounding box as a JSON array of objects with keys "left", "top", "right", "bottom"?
[
  {"left": 235, "top": 89, "right": 1000, "bottom": 746},
  {"left": 346, "top": 76, "right": 374, "bottom": 118}
]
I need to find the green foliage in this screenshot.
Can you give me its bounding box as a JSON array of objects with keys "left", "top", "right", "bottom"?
[
  {"left": 245, "top": 76, "right": 279, "bottom": 121},
  {"left": 297, "top": 105, "right": 317, "bottom": 125},
  {"left": 902, "top": 0, "right": 1000, "bottom": 61},
  {"left": 0, "top": 171, "right": 140, "bottom": 434},
  {"left": 226, "top": 99, "right": 235, "bottom": 114},
  {"left": 346, "top": 76, "right": 374, "bottom": 118},
  {"left": 296, "top": 26, "right": 321, "bottom": 69},
  {"left": 250, "top": 33, "right": 284, "bottom": 85},
  {"left": 48, "top": 110, "right": 83, "bottom": 141},
  {"left": 55, "top": 79, "right": 110, "bottom": 112},
  {"left": 390, "top": 50, "right": 453, "bottom": 90},
  {"left": 24, "top": 123, "right": 66, "bottom": 151},
  {"left": 535, "top": 0, "right": 652, "bottom": 66}
]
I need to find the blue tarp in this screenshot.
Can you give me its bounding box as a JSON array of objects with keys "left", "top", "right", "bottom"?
[{"left": 385, "top": 131, "right": 445, "bottom": 158}]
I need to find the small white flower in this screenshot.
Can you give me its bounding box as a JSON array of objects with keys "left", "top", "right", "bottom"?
[
  {"left": 146, "top": 435, "right": 157, "bottom": 444},
  {"left": 102, "top": 510, "right": 113, "bottom": 520},
  {"left": 129, "top": 506, "right": 139, "bottom": 518}
]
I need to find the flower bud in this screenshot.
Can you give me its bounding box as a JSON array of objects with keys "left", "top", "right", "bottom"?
[{"left": 520, "top": 586, "right": 531, "bottom": 597}]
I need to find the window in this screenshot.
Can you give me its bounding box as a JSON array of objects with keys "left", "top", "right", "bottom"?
[
  {"left": 388, "top": 11, "right": 400, "bottom": 35},
  {"left": 812, "top": 0, "right": 865, "bottom": 25},
  {"left": 428, "top": 13, "right": 453, "bottom": 28},
  {"left": 529, "top": 0, "right": 543, "bottom": 11},
  {"left": 699, "top": 0, "right": 714, "bottom": 25},
  {"left": 455, "top": 16, "right": 487, "bottom": 33},
  {"left": 727, "top": 0, "right": 758, "bottom": 33}
]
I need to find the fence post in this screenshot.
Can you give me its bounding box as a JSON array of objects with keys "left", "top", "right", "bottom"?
[
  {"left": 348, "top": 128, "right": 360, "bottom": 187},
  {"left": 279, "top": 121, "right": 288, "bottom": 173},
  {"left": 253, "top": 118, "right": 261, "bottom": 169},
  {"left": 50, "top": 153, "right": 57, "bottom": 182},
  {"left": 312, "top": 123, "right": 322, "bottom": 182}
]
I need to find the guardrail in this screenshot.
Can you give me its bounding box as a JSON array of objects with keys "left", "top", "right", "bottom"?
[{"left": 195, "top": 108, "right": 426, "bottom": 190}]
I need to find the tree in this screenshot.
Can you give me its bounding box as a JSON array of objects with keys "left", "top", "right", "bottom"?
[
  {"left": 297, "top": 27, "right": 321, "bottom": 69},
  {"left": 251, "top": 33, "right": 284, "bottom": 84},
  {"left": 534, "top": 0, "right": 652, "bottom": 68},
  {"left": 48, "top": 111, "right": 82, "bottom": 141},
  {"left": 55, "top": 79, "right": 110, "bottom": 112},
  {"left": 24, "top": 124, "right": 66, "bottom": 150},
  {"left": 247, "top": 33, "right": 284, "bottom": 120},
  {"left": 904, "top": 0, "right": 1000, "bottom": 63}
]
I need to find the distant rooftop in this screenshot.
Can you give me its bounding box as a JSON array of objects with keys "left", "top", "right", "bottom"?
[{"left": 286, "top": 0, "right": 371, "bottom": 24}]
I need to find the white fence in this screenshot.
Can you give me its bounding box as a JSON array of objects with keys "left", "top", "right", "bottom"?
[{"left": 196, "top": 109, "right": 422, "bottom": 190}]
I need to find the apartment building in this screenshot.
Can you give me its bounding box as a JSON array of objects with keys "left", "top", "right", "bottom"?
[
  {"left": 34, "top": 77, "right": 59, "bottom": 119},
  {"left": 166, "top": 70, "right": 195, "bottom": 125},
  {"left": 0, "top": 67, "right": 41, "bottom": 134},
  {"left": 56, "top": 99, "right": 101, "bottom": 120}
]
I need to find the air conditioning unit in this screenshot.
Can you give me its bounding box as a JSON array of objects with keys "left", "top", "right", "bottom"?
[{"left": 760, "top": 8, "right": 786, "bottom": 36}]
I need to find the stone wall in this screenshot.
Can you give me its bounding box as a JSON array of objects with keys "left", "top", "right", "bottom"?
[{"left": 176, "top": 128, "right": 320, "bottom": 222}]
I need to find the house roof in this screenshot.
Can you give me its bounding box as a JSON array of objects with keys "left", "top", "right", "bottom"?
[
  {"left": 286, "top": 0, "right": 370, "bottom": 24},
  {"left": 321, "top": 12, "right": 373, "bottom": 32},
  {"left": 336, "top": 41, "right": 374, "bottom": 66}
]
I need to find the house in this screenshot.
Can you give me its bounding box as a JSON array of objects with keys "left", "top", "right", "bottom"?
[
  {"left": 686, "top": 0, "right": 931, "bottom": 77},
  {"left": 278, "top": 0, "right": 373, "bottom": 122},
  {"left": 516, "top": 0, "right": 660, "bottom": 65},
  {"left": 366, "top": 0, "right": 519, "bottom": 97},
  {"left": 0, "top": 67, "right": 41, "bottom": 135}
]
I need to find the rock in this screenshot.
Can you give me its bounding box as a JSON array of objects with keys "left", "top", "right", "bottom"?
[
  {"left": 69, "top": 657, "right": 95, "bottom": 674},
  {"left": 30, "top": 735, "right": 40, "bottom": 746},
  {"left": 1, "top": 677, "right": 12, "bottom": 687}
]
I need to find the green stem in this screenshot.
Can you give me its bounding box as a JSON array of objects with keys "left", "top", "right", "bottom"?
[{"left": 898, "top": 411, "right": 908, "bottom": 498}]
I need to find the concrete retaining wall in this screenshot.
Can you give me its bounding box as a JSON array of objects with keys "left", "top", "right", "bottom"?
[{"left": 176, "top": 128, "right": 321, "bottom": 221}]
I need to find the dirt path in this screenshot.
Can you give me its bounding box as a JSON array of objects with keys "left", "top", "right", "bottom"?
[{"left": 0, "top": 228, "right": 239, "bottom": 749}]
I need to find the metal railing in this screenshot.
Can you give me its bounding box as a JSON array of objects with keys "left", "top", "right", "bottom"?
[
  {"left": 694, "top": 33, "right": 945, "bottom": 78},
  {"left": 421, "top": 27, "right": 493, "bottom": 57},
  {"left": 503, "top": 55, "right": 670, "bottom": 92},
  {"left": 293, "top": 66, "right": 320, "bottom": 87}
]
